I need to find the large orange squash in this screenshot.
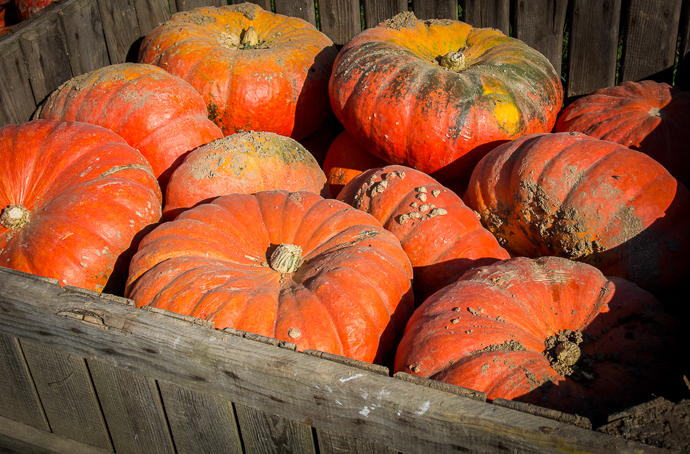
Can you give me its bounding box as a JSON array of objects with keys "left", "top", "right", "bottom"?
[
  {"left": 126, "top": 190, "right": 414, "bottom": 365},
  {"left": 329, "top": 11, "right": 562, "bottom": 182},
  {"left": 139, "top": 3, "right": 338, "bottom": 140}
]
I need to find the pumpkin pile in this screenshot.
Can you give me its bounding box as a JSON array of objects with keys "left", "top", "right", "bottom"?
[{"left": 1, "top": 3, "right": 688, "bottom": 426}]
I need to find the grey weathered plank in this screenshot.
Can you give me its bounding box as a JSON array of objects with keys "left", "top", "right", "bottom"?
[
  {"left": 235, "top": 403, "right": 317, "bottom": 454},
  {"left": 274, "top": 0, "right": 316, "bottom": 26},
  {"left": 566, "top": 0, "right": 622, "bottom": 98},
  {"left": 96, "top": 0, "right": 140, "bottom": 64},
  {"left": 0, "top": 36, "right": 37, "bottom": 126},
  {"left": 316, "top": 429, "right": 398, "bottom": 454},
  {"left": 168, "top": 0, "right": 177, "bottom": 14},
  {"left": 229, "top": 0, "right": 272, "bottom": 11},
  {"left": 0, "top": 267, "right": 664, "bottom": 454},
  {"left": 88, "top": 360, "right": 175, "bottom": 454},
  {"left": 460, "top": 0, "right": 510, "bottom": 35},
  {"left": 19, "top": 339, "right": 113, "bottom": 451},
  {"left": 58, "top": 0, "right": 110, "bottom": 77},
  {"left": 177, "top": 0, "right": 225, "bottom": 11},
  {"left": 513, "top": 0, "right": 568, "bottom": 77},
  {"left": 318, "top": 0, "right": 361, "bottom": 46},
  {"left": 677, "top": 0, "right": 690, "bottom": 89},
  {"left": 0, "top": 333, "right": 49, "bottom": 430},
  {"left": 158, "top": 381, "right": 244, "bottom": 454},
  {"left": 133, "top": 0, "right": 172, "bottom": 35},
  {"left": 619, "top": 0, "right": 683, "bottom": 84},
  {"left": 362, "top": 0, "right": 407, "bottom": 29},
  {"left": 411, "top": 0, "right": 457, "bottom": 20}
]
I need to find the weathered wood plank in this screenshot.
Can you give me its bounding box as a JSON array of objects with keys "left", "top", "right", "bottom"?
[
  {"left": 411, "top": 0, "right": 457, "bottom": 20},
  {"left": 0, "top": 333, "right": 49, "bottom": 430},
  {"left": 96, "top": 0, "right": 140, "bottom": 64},
  {"left": 513, "top": 0, "right": 568, "bottom": 77},
  {"left": 619, "top": 0, "right": 683, "bottom": 84},
  {"left": 177, "top": 0, "right": 225, "bottom": 11},
  {"left": 0, "top": 35, "right": 37, "bottom": 126},
  {"left": 133, "top": 0, "right": 172, "bottom": 36},
  {"left": 678, "top": 0, "right": 690, "bottom": 89},
  {"left": 566, "top": 0, "right": 622, "bottom": 98},
  {"left": 318, "top": 0, "right": 361, "bottom": 46},
  {"left": 316, "top": 429, "right": 397, "bottom": 454},
  {"left": 274, "top": 0, "right": 316, "bottom": 26},
  {"left": 228, "top": 0, "right": 272, "bottom": 11},
  {"left": 19, "top": 339, "right": 113, "bottom": 450},
  {"left": 158, "top": 381, "right": 244, "bottom": 454},
  {"left": 0, "top": 268, "right": 663, "bottom": 454},
  {"left": 0, "top": 415, "right": 114, "bottom": 454},
  {"left": 58, "top": 0, "right": 110, "bottom": 77},
  {"left": 235, "top": 403, "right": 317, "bottom": 454},
  {"left": 88, "top": 360, "right": 175, "bottom": 454},
  {"left": 460, "top": 0, "right": 510, "bottom": 36},
  {"left": 362, "top": 0, "right": 407, "bottom": 29}
]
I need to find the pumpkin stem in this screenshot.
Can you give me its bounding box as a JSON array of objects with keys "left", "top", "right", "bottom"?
[
  {"left": 269, "top": 243, "right": 303, "bottom": 274},
  {"left": 0, "top": 204, "right": 31, "bottom": 230},
  {"left": 241, "top": 26, "right": 259, "bottom": 47},
  {"left": 440, "top": 47, "right": 469, "bottom": 71}
]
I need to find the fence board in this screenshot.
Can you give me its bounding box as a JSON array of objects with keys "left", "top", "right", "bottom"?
[
  {"left": 410, "top": 0, "right": 457, "bottom": 20},
  {"left": 20, "top": 340, "right": 113, "bottom": 451},
  {"left": 678, "top": 0, "right": 690, "bottom": 89},
  {"left": 177, "top": 0, "right": 224, "bottom": 11},
  {"left": 97, "top": 0, "right": 140, "bottom": 64},
  {"left": 460, "top": 0, "right": 510, "bottom": 36},
  {"left": 619, "top": 0, "right": 683, "bottom": 84},
  {"left": 235, "top": 403, "right": 317, "bottom": 454},
  {"left": 316, "top": 429, "right": 398, "bottom": 454},
  {"left": 58, "top": 0, "right": 110, "bottom": 77},
  {"left": 133, "top": 0, "right": 172, "bottom": 35},
  {"left": 513, "top": 0, "right": 568, "bottom": 77},
  {"left": 319, "top": 0, "right": 361, "bottom": 46},
  {"left": 274, "top": 0, "right": 316, "bottom": 26},
  {"left": 566, "top": 0, "right": 622, "bottom": 98},
  {"left": 158, "top": 381, "right": 244, "bottom": 454},
  {"left": 0, "top": 36, "right": 36, "bottom": 125},
  {"left": 362, "top": 0, "right": 407, "bottom": 29}
]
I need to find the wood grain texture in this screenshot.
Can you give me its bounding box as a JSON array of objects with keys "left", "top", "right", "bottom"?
[
  {"left": 235, "top": 403, "right": 317, "bottom": 454},
  {"left": 678, "top": 0, "right": 690, "bottom": 89},
  {"left": 513, "top": 0, "right": 568, "bottom": 76},
  {"left": 619, "top": 0, "right": 683, "bottom": 84},
  {"left": 362, "top": 0, "right": 407, "bottom": 29},
  {"left": 411, "top": 0, "right": 457, "bottom": 20},
  {"left": 0, "top": 268, "right": 663, "bottom": 454},
  {"left": 88, "top": 360, "right": 175, "bottom": 454},
  {"left": 0, "top": 36, "right": 37, "bottom": 126},
  {"left": 58, "top": 0, "right": 110, "bottom": 77},
  {"left": 318, "top": 0, "right": 361, "bottom": 46},
  {"left": 460, "top": 0, "right": 510, "bottom": 35},
  {"left": 133, "top": 0, "right": 172, "bottom": 35},
  {"left": 158, "top": 381, "right": 244, "bottom": 454},
  {"left": 566, "top": 0, "right": 622, "bottom": 98},
  {"left": 96, "top": 0, "right": 140, "bottom": 64},
  {"left": 19, "top": 340, "right": 113, "bottom": 451},
  {"left": 316, "top": 429, "right": 397, "bottom": 454},
  {"left": 275, "top": 0, "right": 316, "bottom": 27},
  {"left": 0, "top": 333, "right": 49, "bottom": 430},
  {"left": 177, "top": 0, "right": 225, "bottom": 11}
]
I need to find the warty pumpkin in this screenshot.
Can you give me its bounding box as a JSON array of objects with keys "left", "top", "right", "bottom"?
[{"left": 15, "top": 0, "right": 54, "bottom": 21}]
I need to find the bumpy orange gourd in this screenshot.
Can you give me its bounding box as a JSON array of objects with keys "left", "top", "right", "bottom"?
[
  {"left": 15, "top": 0, "right": 54, "bottom": 21},
  {"left": 126, "top": 190, "right": 414, "bottom": 365}
]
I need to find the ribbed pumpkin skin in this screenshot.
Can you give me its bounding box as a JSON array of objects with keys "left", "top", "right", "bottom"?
[
  {"left": 338, "top": 165, "right": 510, "bottom": 303},
  {"left": 394, "top": 257, "right": 680, "bottom": 421},
  {"left": 554, "top": 80, "right": 690, "bottom": 188},
  {"left": 126, "top": 190, "right": 414, "bottom": 364},
  {"left": 0, "top": 120, "right": 162, "bottom": 293},
  {"left": 463, "top": 132, "right": 690, "bottom": 299},
  {"left": 15, "top": 0, "right": 54, "bottom": 21},
  {"left": 34, "top": 63, "right": 223, "bottom": 191},
  {"left": 163, "top": 131, "right": 330, "bottom": 220},
  {"left": 139, "top": 3, "right": 338, "bottom": 140},
  {"left": 329, "top": 12, "right": 562, "bottom": 179}
]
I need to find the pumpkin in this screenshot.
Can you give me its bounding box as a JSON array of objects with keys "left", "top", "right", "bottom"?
[
  {"left": 463, "top": 132, "right": 690, "bottom": 307},
  {"left": 0, "top": 120, "right": 162, "bottom": 293},
  {"left": 394, "top": 256, "right": 680, "bottom": 423},
  {"left": 126, "top": 190, "right": 414, "bottom": 365},
  {"left": 15, "top": 0, "right": 54, "bottom": 21},
  {"left": 328, "top": 11, "right": 562, "bottom": 183},
  {"left": 163, "top": 131, "right": 330, "bottom": 220},
  {"left": 34, "top": 63, "right": 223, "bottom": 191},
  {"left": 338, "top": 165, "right": 509, "bottom": 302},
  {"left": 323, "top": 130, "right": 388, "bottom": 198},
  {"left": 139, "top": 3, "right": 338, "bottom": 140},
  {"left": 554, "top": 80, "right": 690, "bottom": 188},
  {"left": 297, "top": 121, "right": 335, "bottom": 167}
]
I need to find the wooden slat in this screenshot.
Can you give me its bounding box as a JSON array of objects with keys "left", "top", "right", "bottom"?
[
  {"left": 0, "top": 35, "right": 37, "bottom": 126},
  {"left": 566, "top": 0, "right": 623, "bottom": 98},
  {"left": 460, "top": 0, "right": 510, "bottom": 35},
  {"left": 411, "top": 0, "right": 457, "bottom": 20},
  {"left": 228, "top": 0, "right": 272, "bottom": 11},
  {"left": 0, "top": 333, "right": 49, "bottom": 430},
  {"left": 619, "top": 0, "right": 683, "bottom": 84},
  {"left": 677, "top": 0, "right": 690, "bottom": 89},
  {"left": 58, "top": 0, "right": 110, "bottom": 77},
  {"left": 133, "top": 0, "right": 172, "bottom": 36},
  {"left": 362, "top": 0, "right": 407, "bottom": 29},
  {"left": 19, "top": 339, "right": 113, "bottom": 451},
  {"left": 235, "top": 403, "right": 317, "bottom": 454},
  {"left": 88, "top": 360, "right": 175, "bottom": 454},
  {"left": 318, "top": 0, "right": 361, "bottom": 46},
  {"left": 513, "top": 0, "right": 568, "bottom": 77},
  {"left": 96, "top": 0, "right": 140, "bottom": 64},
  {"left": 316, "top": 429, "right": 397, "bottom": 454},
  {"left": 0, "top": 268, "right": 663, "bottom": 454},
  {"left": 275, "top": 0, "right": 316, "bottom": 26},
  {"left": 177, "top": 0, "right": 225, "bottom": 11},
  {"left": 158, "top": 381, "right": 244, "bottom": 454}
]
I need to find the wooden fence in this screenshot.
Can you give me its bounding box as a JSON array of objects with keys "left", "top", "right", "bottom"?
[{"left": 0, "top": 0, "right": 688, "bottom": 128}]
